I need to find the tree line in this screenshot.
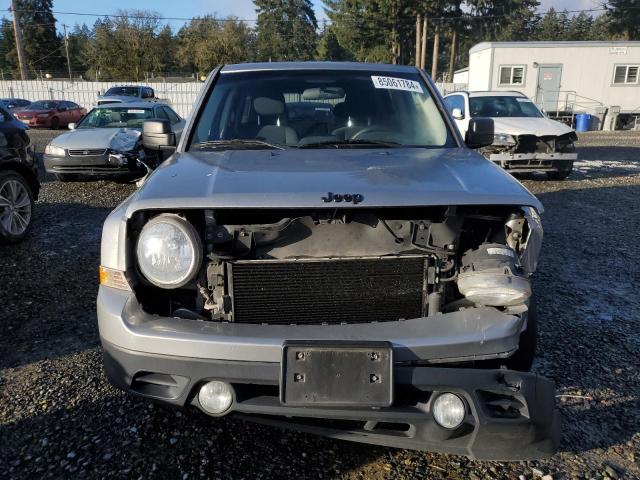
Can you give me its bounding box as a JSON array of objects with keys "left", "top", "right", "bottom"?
[{"left": 0, "top": 0, "right": 636, "bottom": 81}]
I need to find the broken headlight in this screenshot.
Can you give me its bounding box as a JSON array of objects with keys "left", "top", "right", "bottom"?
[
  {"left": 136, "top": 214, "right": 202, "bottom": 289},
  {"left": 457, "top": 244, "right": 531, "bottom": 307},
  {"left": 492, "top": 133, "right": 516, "bottom": 146}
]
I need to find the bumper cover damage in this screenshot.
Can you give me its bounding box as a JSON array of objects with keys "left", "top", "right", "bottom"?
[
  {"left": 99, "top": 287, "right": 559, "bottom": 460},
  {"left": 103, "top": 340, "right": 559, "bottom": 461}
]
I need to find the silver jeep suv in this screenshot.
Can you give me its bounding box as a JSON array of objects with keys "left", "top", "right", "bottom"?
[{"left": 98, "top": 62, "right": 558, "bottom": 461}]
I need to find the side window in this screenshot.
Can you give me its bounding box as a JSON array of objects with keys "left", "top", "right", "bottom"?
[
  {"left": 444, "top": 95, "right": 465, "bottom": 116},
  {"left": 155, "top": 107, "right": 169, "bottom": 120},
  {"left": 498, "top": 65, "right": 525, "bottom": 86},
  {"left": 0, "top": 106, "right": 8, "bottom": 123},
  {"left": 163, "top": 107, "right": 180, "bottom": 124},
  {"left": 142, "top": 88, "right": 154, "bottom": 99}
]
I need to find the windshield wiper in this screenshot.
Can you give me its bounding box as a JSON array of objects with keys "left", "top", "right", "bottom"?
[
  {"left": 192, "top": 139, "right": 284, "bottom": 150},
  {"left": 297, "top": 139, "right": 401, "bottom": 149}
]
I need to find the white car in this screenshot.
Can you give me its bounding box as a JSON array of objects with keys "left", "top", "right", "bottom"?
[{"left": 444, "top": 91, "right": 577, "bottom": 180}]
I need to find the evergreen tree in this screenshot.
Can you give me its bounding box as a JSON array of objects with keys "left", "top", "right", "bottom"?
[
  {"left": 0, "top": 18, "right": 17, "bottom": 77},
  {"left": 13, "top": 0, "right": 62, "bottom": 75},
  {"left": 534, "top": 8, "right": 570, "bottom": 40},
  {"left": 316, "top": 25, "right": 352, "bottom": 61},
  {"left": 607, "top": 0, "right": 640, "bottom": 40},
  {"left": 255, "top": 0, "right": 318, "bottom": 61}
]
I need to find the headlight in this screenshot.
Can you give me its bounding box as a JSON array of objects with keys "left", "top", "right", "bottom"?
[
  {"left": 492, "top": 133, "right": 516, "bottom": 146},
  {"left": 457, "top": 243, "right": 531, "bottom": 307},
  {"left": 457, "top": 271, "right": 531, "bottom": 306},
  {"left": 136, "top": 214, "right": 202, "bottom": 288},
  {"left": 44, "top": 144, "right": 65, "bottom": 156}
]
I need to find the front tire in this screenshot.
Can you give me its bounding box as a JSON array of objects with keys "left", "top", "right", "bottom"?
[
  {"left": 50, "top": 116, "right": 60, "bottom": 130},
  {"left": 0, "top": 170, "right": 35, "bottom": 244},
  {"left": 546, "top": 161, "right": 573, "bottom": 180}
]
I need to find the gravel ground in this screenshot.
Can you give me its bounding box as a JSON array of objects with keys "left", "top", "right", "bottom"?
[{"left": 0, "top": 129, "right": 639, "bottom": 479}]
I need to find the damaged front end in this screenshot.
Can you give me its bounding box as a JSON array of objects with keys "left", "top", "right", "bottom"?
[
  {"left": 129, "top": 204, "right": 542, "bottom": 335},
  {"left": 482, "top": 131, "right": 577, "bottom": 178}
]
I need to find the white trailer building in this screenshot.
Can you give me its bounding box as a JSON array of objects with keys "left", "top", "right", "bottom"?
[{"left": 467, "top": 41, "right": 640, "bottom": 129}]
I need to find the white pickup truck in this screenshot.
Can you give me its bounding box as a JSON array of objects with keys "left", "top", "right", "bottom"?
[{"left": 444, "top": 91, "right": 577, "bottom": 180}]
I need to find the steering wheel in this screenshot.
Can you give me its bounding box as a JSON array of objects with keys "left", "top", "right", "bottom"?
[{"left": 350, "top": 126, "right": 395, "bottom": 140}]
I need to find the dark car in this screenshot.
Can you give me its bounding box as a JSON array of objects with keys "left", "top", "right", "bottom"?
[
  {"left": 0, "top": 105, "right": 39, "bottom": 243},
  {"left": 14, "top": 100, "right": 86, "bottom": 130},
  {"left": 0, "top": 98, "right": 31, "bottom": 113}
]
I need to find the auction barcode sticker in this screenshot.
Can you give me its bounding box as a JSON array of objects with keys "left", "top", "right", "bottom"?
[{"left": 371, "top": 76, "right": 423, "bottom": 93}]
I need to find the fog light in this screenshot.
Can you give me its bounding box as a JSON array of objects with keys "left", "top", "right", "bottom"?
[
  {"left": 432, "top": 393, "right": 466, "bottom": 429},
  {"left": 198, "top": 381, "right": 233, "bottom": 415}
]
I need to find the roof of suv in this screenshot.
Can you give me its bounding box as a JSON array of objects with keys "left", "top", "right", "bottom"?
[
  {"left": 221, "top": 61, "right": 419, "bottom": 74},
  {"left": 466, "top": 91, "right": 527, "bottom": 98}
]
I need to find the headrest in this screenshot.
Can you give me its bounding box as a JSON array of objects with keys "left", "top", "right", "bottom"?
[
  {"left": 333, "top": 102, "right": 347, "bottom": 118},
  {"left": 254, "top": 97, "right": 285, "bottom": 116}
]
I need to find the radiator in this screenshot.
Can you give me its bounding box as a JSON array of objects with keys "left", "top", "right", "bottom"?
[{"left": 228, "top": 256, "right": 428, "bottom": 325}]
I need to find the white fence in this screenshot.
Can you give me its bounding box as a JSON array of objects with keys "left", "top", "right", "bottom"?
[
  {"left": 0, "top": 80, "right": 469, "bottom": 119},
  {"left": 0, "top": 80, "right": 203, "bottom": 118}
]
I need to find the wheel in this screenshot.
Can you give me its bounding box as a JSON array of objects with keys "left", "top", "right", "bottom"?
[
  {"left": 50, "top": 116, "right": 60, "bottom": 130},
  {"left": 55, "top": 174, "right": 77, "bottom": 182},
  {"left": 0, "top": 170, "right": 35, "bottom": 244},
  {"left": 546, "top": 161, "right": 573, "bottom": 180},
  {"left": 502, "top": 299, "right": 538, "bottom": 372}
]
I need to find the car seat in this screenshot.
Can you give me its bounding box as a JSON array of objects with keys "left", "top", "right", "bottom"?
[{"left": 254, "top": 97, "right": 298, "bottom": 145}]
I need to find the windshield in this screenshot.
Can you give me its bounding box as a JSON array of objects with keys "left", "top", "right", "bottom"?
[
  {"left": 189, "top": 70, "right": 454, "bottom": 150},
  {"left": 29, "top": 101, "right": 58, "bottom": 110},
  {"left": 76, "top": 107, "right": 153, "bottom": 129},
  {"left": 469, "top": 96, "right": 543, "bottom": 118},
  {"left": 104, "top": 87, "right": 140, "bottom": 97}
]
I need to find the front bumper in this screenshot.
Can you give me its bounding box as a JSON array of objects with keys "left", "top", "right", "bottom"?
[
  {"left": 98, "top": 286, "right": 559, "bottom": 460},
  {"left": 488, "top": 152, "right": 577, "bottom": 172},
  {"left": 44, "top": 153, "right": 145, "bottom": 177},
  {"left": 103, "top": 340, "right": 559, "bottom": 460}
]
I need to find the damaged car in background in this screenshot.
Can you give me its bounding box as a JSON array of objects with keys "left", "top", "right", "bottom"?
[
  {"left": 98, "top": 62, "right": 559, "bottom": 461},
  {"left": 444, "top": 91, "right": 577, "bottom": 180},
  {"left": 43, "top": 102, "right": 184, "bottom": 182}
]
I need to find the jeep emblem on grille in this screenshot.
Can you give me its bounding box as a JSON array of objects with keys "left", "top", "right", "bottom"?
[{"left": 321, "top": 192, "right": 364, "bottom": 204}]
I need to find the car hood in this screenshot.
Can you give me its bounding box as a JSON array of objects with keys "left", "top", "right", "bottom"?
[
  {"left": 124, "top": 148, "right": 543, "bottom": 215},
  {"left": 490, "top": 117, "right": 574, "bottom": 137},
  {"left": 50, "top": 128, "right": 141, "bottom": 151}
]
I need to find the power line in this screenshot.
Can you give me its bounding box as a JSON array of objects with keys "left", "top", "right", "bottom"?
[{"left": 1, "top": 5, "right": 637, "bottom": 25}]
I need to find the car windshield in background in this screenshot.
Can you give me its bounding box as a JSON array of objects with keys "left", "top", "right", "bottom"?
[
  {"left": 104, "top": 87, "right": 140, "bottom": 97},
  {"left": 76, "top": 107, "right": 153, "bottom": 129},
  {"left": 189, "top": 70, "right": 454, "bottom": 150},
  {"left": 29, "top": 101, "right": 59, "bottom": 110},
  {"left": 469, "top": 96, "right": 543, "bottom": 118}
]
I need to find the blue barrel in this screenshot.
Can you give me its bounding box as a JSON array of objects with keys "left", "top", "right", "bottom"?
[{"left": 575, "top": 113, "right": 591, "bottom": 132}]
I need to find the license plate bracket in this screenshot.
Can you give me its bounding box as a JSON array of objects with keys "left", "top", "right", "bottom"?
[{"left": 280, "top": 341, "right": 393, "bottom": 407}]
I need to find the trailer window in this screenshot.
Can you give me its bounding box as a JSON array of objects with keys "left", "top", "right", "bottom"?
[
  {"left": 498, "top": 66, "right": 525, "bottom": 86},
  {"left": 613, "top": 65, "right": 639, "bottom": 85}
]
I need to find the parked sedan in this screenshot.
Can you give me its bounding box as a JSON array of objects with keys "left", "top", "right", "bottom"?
[
  {"left": 0, "top": 98, "right": 31, "bottom": 113},
  {"left": 14, "top": 100, "right": 86, "bottom": 130},
  {"left": 43, "top": 102, "right": 184, "bottom": 181},
  {"left": 444, "top": 91, "right": 577, "bottom": 180},
  {"left": 0, "top": 104, "right": 39, "bottom": 243}
]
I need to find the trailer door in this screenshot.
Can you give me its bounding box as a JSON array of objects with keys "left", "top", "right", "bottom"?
[{"left": 536, "top": 65, "right": 562, "bottom": 112}]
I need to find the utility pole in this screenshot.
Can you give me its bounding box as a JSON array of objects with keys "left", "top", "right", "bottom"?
[
  {"left": 63, "top": 24, "right": 72, "bottom": 81},
  {"left": 415, "top": 14, "right": 421, "bottom": 68},
  {"left": 10, "top": 0, "right": 28, "bottom": 80},
  {"left": 448, "top": 28, "right": 457, "bottom": 83},
  {"left": 420, "top": 16, "right": 428, "bottom": 70},
  {"left": 431, "top": 25, "right": 440, "bottom": 81}
]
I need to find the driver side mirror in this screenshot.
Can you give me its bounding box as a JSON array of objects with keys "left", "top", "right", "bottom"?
[
  {"left": 451, "top": 108, "right": 464, "bottom": 120},
  {"left": 142, "top": 119, "right": 176, "bottom": 151},
  {"left": 465, "top": 118, "right": 494, "bottom": 149}
]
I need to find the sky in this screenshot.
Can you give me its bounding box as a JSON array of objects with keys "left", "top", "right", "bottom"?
[{"left": 1, "top": 0, "right": 602, "bottom": 31}]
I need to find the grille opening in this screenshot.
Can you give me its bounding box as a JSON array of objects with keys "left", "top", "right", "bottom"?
[
  {"left": 228, "top": 256, "right": 429, "bottom": 325},
  {"left": 478, "top": 391, "right": 527, "bottom": 419},
  {"left": 367, "top": 421, "right": 412, "bottom": 432}
]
